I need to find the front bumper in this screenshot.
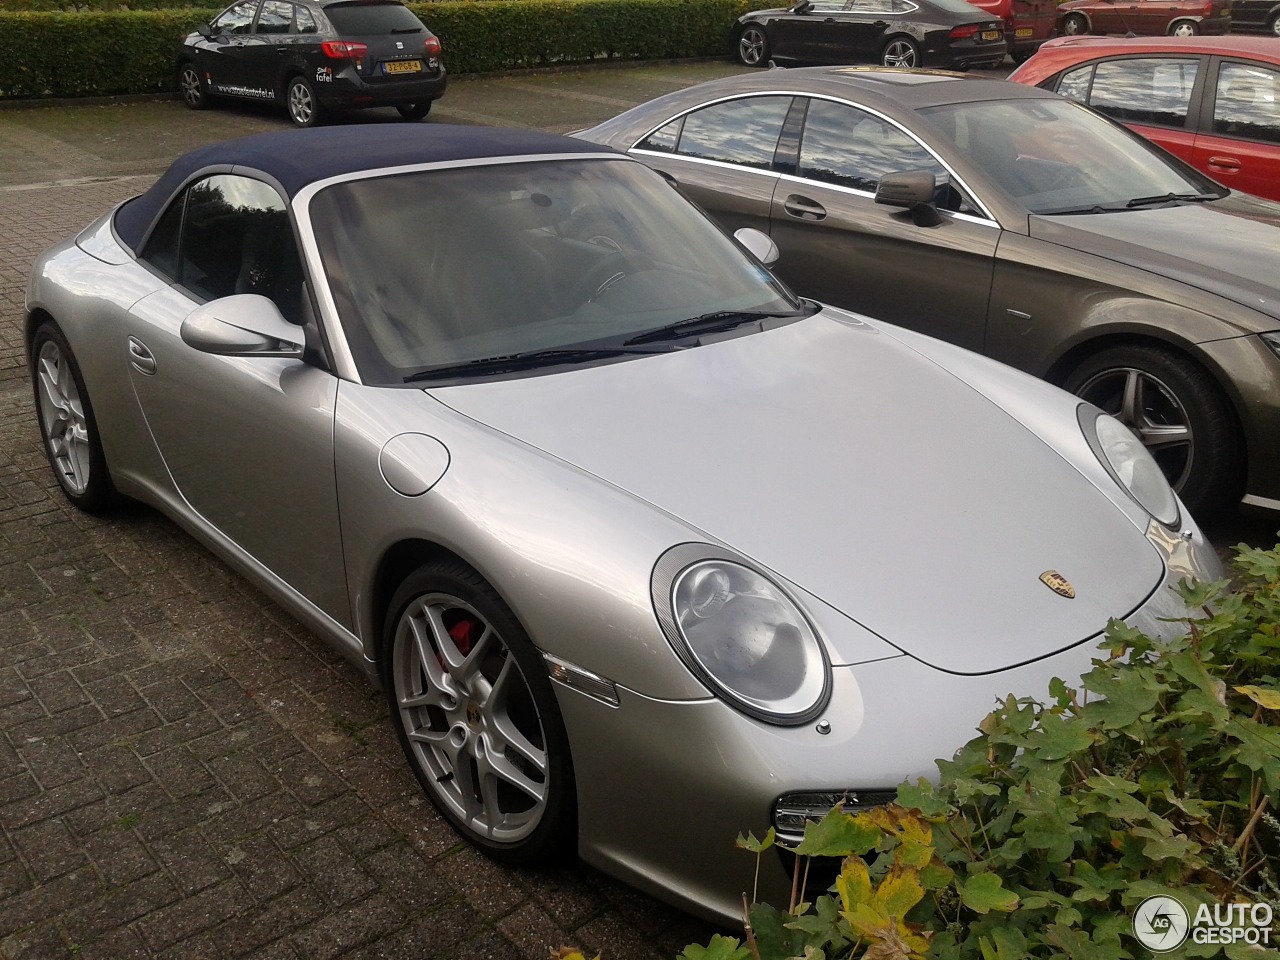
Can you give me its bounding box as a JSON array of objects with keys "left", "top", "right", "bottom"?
[{"left": 559, "top": 516, "right": 1221, "bottom": 925}]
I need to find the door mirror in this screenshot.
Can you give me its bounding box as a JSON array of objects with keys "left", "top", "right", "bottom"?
[
  {"left": 734, "top": 227, "right": 780, "bottom": 266},
  {"left": 181, "top": 295, "right": 305, "bottom": 358},
  {"left": 197, "top": 21, "right": 214, "bottom": 37},
  {"left": 875, "top": 171, "right": 943, "bottom": 227},
  {"left": 790, "top": 0, "right": 815, "bottom": 13}
]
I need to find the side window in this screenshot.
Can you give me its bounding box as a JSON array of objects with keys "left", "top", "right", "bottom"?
[
  {"left": 798, "top": 99, "right": 947, "bottom": 193},
  {"left": 670, "top": 97, "right": 793, "bottom": 169},
  {"left": 1086, "top": 57, "right": 1199, "bottom": 128},
  {"left": 178, "top": 175, "right": 306, "bottom": 323},
  {"left": 256, "top": 0, "right": 293, "bottom": 34},
  {"left": 211, "top": 0, "right": 259, "bottom": 34},
  {"left": 140, "top": 194, "right": 185, "bottom": 280},
  {"left": 636, "top": 118, "right": 681, "bottom": 153},
  {"left": 1213, "top": 62, "right": 1280, "bottom": 143},
  {"left": 1056, "top": 64, "right": 1093, "bottom": 103},
  {"left": 296, "top": 5, "right": 316, "bottom": 33}
]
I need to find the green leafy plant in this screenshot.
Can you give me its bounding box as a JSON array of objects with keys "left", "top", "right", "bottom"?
[{"left": 679, "top": 542, "right": 1280, "bottom": 960}]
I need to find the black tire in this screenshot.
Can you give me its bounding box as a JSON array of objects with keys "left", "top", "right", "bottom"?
[
  {"left": 178, "top": 62, "right": 210, "bottom": 110},
  {"left": 286, "top": 75, "right": 325, "bottom": 128},
  {"left": 1269, "top": 12, "right": 1280, "bottom": 35},
  {"left": 396, "top": 102, "right": 432, "bottom": 121},
  {"left": 382, "top": 560, "right": 575, "bottom": 865},
  {"left": 29, "top": 321, "right": 117, "bottom": 512},
  {"left": 1167, "top": 18, "right": 1199, "bottom": 34},
  {"left": 1061, "top": 13, "right": 1089, "bottom": 34},
  {"left": 1062, "top": 344, "right": 1242, "bottom": 518},
  {"left": 737, "top": 25, "right": 771, "bottom": 67},
  {"left": 881, "top": 36, "right": 920, "bottom": 68}
]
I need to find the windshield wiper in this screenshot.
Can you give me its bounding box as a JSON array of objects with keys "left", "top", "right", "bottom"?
[
  {"left": 404, "top": 345, "right": 675, "bottom": 383},
  {"left": 1126, "top": 191, "right": 1219, "bottom": 208},
  {"left": 624, "top": 309, "right": 803, "bottom": 346}
]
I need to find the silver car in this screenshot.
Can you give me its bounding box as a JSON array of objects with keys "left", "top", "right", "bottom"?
[{"left": 25, "top": 124, "right": 1221, "bottom": 924}]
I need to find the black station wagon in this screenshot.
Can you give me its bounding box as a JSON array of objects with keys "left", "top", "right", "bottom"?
[{"left": 178, "top": 0, "right": 447, "bottom": 127}]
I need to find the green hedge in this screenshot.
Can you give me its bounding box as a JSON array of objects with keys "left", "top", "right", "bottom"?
[{"left": 0, "top": 0, "right": 755, "bottom": 98}]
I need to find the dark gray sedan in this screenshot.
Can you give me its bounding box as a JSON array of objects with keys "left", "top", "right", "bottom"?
[{"left": 577, "top": 67, "right": 1280, "bottom": 517}]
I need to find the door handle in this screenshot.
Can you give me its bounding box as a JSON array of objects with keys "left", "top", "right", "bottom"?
[
  {"left": 873, "top": 19, "right": 888, "bottom": 25},
  {"left": 128, "top": 336, "right": 157, "bottom": 376},
  {"left": 783, "top": 195, "right": 827, "bottom": 221},
  {"left": 1207, "top": 155, "right": 1241, "bottom": 171}
]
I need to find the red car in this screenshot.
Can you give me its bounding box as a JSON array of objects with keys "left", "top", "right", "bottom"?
[
  {"left": 967, "top": 0, "right": 1057, "bottom": 62},
  {"left": 1055, "top": 0, "right": 1230, "bottom": 36},
  {"left": 1010, "top": 36, "right": 1280, "bottom": 200}
]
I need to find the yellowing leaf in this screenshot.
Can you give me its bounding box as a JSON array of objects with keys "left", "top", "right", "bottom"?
[
  {"left": 836, "top": 857, "right": 873, "bottom": 914},
  {"left": 1235, "top": 685, "right": 1280, "bottom": 710},
  {"left": 875, "top": 863, "right": 926, "bottom": 920}
]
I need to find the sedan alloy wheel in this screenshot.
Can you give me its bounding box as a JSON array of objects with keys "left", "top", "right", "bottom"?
[
  {"left": 1168, "top": 18, "right": 1198, "bottom": 35},
  {"left": 384, "top": 562, "right": 574, "bottom": 863},
  {"left": 287, "top": 76, "right": 323, "bottom": 128},
  {"left": 1061, "top": 13, "right": 1089, "bottom": 34},
  {"left": 881, "top": 37, "right": 921, "bottom": 67},
  {"left": 738, "top": 25, "right": 771, "bottom": 66},
  {"left": 179, "top": 63, "right": 208, "bottom": 110}
]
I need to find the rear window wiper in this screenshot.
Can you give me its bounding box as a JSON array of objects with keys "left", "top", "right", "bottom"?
[
  {"left": 624, "top": 309, "right": 806, "bottom": 346},
  {"left": 404, "top": 344, "right": 676, "bottom": 383},
  {"left": 1126, "top": 191, "right": 1219, "bottom": 208}
]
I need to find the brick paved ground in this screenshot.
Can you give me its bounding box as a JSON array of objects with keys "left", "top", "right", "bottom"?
[{"left": 0, "top": 73, "right": 758, "bottom": 960}]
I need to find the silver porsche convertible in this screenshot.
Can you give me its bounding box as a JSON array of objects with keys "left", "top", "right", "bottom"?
[{"left": 25, "top": 125, "right": 1221, "bottom": 924}]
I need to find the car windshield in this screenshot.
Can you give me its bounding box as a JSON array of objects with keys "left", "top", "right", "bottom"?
[
  {"left": 323, "top": 1, "right": 423, "bottom": 34},
  {"left": 919, "top": 97, "right": 1221, "bottom": 215},
  {"left": 307, "top": 158, "right": 804, "bottom": 384}
]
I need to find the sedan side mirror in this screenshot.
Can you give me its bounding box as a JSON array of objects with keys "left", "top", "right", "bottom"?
[
  {"left": 790, "top": 0, "right": 814, "bottom": 13},
  {"left": 181, "top": 294, "right": 305, "bottom": 358},
  {"left": 197, "top": 21, "right": 214, "bottom": 37},
  {"left": 734, "top": 227, "right": 780, "bottom": 266},
  {"left": 875, "top": 171, "right": 943, "bottom": 227}
]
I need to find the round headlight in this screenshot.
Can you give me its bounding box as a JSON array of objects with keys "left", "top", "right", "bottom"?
[
  {"left": 653, "top": 547, "right": 830, "bottom": 724},
  {"left": 1081, "top": 407, "right": 1180, "bottom": 527}
]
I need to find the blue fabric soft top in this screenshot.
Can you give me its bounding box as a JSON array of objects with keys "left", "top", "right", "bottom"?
[{"left": 113, "top": 124, "right": 618, "bottom": 253}]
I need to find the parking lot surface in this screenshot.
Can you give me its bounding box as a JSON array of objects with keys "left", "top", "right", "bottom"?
[{"left": 0, "top": 58, "right": 1274, "bottom": 960}]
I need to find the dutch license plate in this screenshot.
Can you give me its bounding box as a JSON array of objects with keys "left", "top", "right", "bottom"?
[
  {"left": 981, "top": 29, "right": 1002, "bottom": 40},
  {"left": 383, "top": 59, "right": 422, "bottom": 75},
  {"left": 1015, "top": 26, "right": 1033, "bottom": 36}
]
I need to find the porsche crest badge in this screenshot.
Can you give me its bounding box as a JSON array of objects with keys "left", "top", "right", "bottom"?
[{"left": 1039, "top": 570, "right": 1075, "bottom": 599}]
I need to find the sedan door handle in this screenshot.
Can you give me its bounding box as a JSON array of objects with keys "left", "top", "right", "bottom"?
[
  {"left": 873, "top": 19, "right": 888, "bottom": 25},
  {"left": 1207, "top": 155, "right": 1241, "bottom": 171},
  {"left": 783, "top": 194, "right": 827, "bottom": 221},
  {"left": 128, "top": 336, "right": 157, "bottom": 376}
]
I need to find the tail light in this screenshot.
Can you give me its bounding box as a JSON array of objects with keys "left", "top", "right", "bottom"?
[
  {"left": 322, "top": 40, "right": 368, "bottom": 60},
  {"left": 424, "top": 34, "right": 442, "bottom": 56},
  {"left": 950, "top": 23, "right": 980, "bottom": 38}
]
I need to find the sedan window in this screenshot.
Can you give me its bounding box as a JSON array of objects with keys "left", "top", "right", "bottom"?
[
  {"left": 296, "top": 5, "right": 316, "bottom": 32},
  {"left": 1213, "top": 63, "right": 1280, "bottom": 143},
  {"left": 658, "top": 97, "right": 794, "bottom": 170},
  {"left": 922, "top": 97, "right": 1217, "bottom": 214},
  {"left": 799, "top": 99, "right": 948, "bottom": 193},
  {"left": 1085, "top": 58, "right": 1200, "bottom": 129},
  {"left": 211, "top": 0, "right": 259, "bottom": 34}
]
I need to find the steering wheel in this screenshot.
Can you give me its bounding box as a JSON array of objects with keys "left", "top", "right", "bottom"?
[{"left": 570, "top": 251, "right": 655, "bottom": 306}]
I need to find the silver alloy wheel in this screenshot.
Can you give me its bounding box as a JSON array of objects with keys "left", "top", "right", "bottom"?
[
  {"left": 739, "top": 26, "right": 767, "bottom": 65},
  {"left": 882, "top": 38, "right": 919, "bottom": 67},
  {"left": 288, "top": 79, "right": 314, "bottom": 126},
  {"left": 1074, "top": 365, "right": 1194, "bottom": 491},
  {"left": 1271, "top": 13, "right": 1280, "bottom": 34},
  {"left": 179, "top": 65, "right": 203, "bottom": 108},
  {"left": 391, "top": 591, "right": 549, "bottom": 844},
  {"left": 34, "top": 339, "right": 91, "bottom": 496},
  {"left": 1169, "top": 19, "right": 1197, "bottom": 35}
]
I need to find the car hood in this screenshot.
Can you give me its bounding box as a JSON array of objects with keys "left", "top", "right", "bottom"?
[
  {"left": 429, "top": 311, "right": 1163, "bottom": 675},
  {"left": 1029, "top": 197, "right": 1280, "bottom": 326}
]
